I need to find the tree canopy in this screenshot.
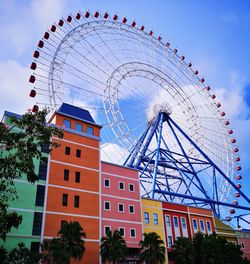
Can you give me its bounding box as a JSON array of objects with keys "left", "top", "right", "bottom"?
[
  {"left": 139, "top": 232, "right": 166, "bottom": 264},
  {"left": 42, "top": 221, "right": 86, "bottom": 264},
  {"left": 169, "top": 232, "right": 250, "bottom": 264},
  {"left": 0, "top": 108, "right": 63, "bottom": 240},
  {"left": 100, "top": 229, "right": 127, "bottom": 264}
]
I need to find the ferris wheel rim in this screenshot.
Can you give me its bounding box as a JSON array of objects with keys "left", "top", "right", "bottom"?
[{"left": 28, "top": 10, "right": 244, "bottom": 217}]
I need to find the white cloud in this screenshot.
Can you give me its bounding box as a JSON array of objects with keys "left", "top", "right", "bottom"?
[
  {"left": 0, "top": 0, "right": 66, "bottom": 56},
  {"left": 31, "top": 0, "right": 66, "bottom": 31},
  {"left": 0, "top": 60, "right": 32, "bottom": 116},
  {"left": 101, "top": 142, "right": 129, "bottom": 165}
]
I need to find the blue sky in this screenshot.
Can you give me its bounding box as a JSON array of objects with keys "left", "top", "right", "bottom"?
[{"left": 0, "top": 0, "right": 249, "bottom": 225}]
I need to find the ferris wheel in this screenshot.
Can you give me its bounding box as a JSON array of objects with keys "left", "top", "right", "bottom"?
[{"left": 28, "top": 10, "right": 250, "bottom": 220}]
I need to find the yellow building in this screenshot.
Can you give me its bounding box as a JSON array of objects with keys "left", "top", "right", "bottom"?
[
  {"left": 214, "top": 217, "right": 238, "bottom": 243},
  {"left": 141, "top": 198, "right": 167, "bottom": 263}
]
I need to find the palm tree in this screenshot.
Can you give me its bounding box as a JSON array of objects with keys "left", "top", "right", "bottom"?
[
  {"left": 139, "top": 232, "right": 165, "bottom": 264},
  {"left": 100, "top": 229, "right": 127, "bottom": 263},
  {"left": 168, "top": 237, "right": 195, "bottom": 264},
  {"left": 59, "top": 221, "right": 86, "bottom": 261},
  {"left": 42, "top": 221, "right": 86, "bottom": 264},
  {"left": 169, "top": 233, "right": 250, "bottom": 264}
]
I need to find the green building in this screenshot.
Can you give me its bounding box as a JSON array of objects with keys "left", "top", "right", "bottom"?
[{"left": 0, "top": 111, "right": 48, "bottom": 253}]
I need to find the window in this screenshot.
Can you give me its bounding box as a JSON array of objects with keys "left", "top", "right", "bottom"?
[
  {"left": 32, "top": 212, "right": 43, "bottom": 235},
  {"left": 241, "top": 242, "right": 245, "bottom": 249},
  {"left": 181, "top": 217, "right": 187, "bottom": 229},
  {"left": 153, "top": 213, "right": 158, "bottom": 225},
  {"left": 86, "top": 126, "right": 94, "bottom": 135},
  {"left": 75, "top": 123, "right": 82, "bottom": 132},
  {"left": 104, "top": 179, "right": 110, "bottom": 187},
  {"left": 76, "top": 149, "right": 81, "bottom": 158},
  {"left": 119, "top": 227, "right": 125, "bottom": 237},
  {"left": 129, "top": 184, "right": 134, "bottom": 192},
  {"left": 200, "top": 220, "right": 205, "bottom": 232},
  {"left": 206, "top": 221, "right": 211, "bottom": 232},
  {"left": 64, "top": 169, "right": 69, "bottom": 181},
  {"left": 144, "top": 212, "right": 149, "bottom": 224},
  {"left": 165, "top": 215, "right": 171, "bottom": 227},
  {"left": 129, "top": 205, "right": 135, "bottom": 214},
  {"left": 119, "top": 182, "right": 124, "bottom": 190},
  {"left": 167, "top": 236, "right": 173, "bottom": 247},
  {"left": 63, "top": 119, "right": 71, "bottom": 128},
  {"left": 62, "top": 194, "right": 68, "bottom": 206},
  {"left": 40, "top": 143, "right": 49, "bottom": 153},
  {"left": 130, "top": 228, "right": 136, "bottom": 238},
  {"left": 75, "top": 171, "right": 80, "bottom": 183},
  {"left": 193, "top": 219, "right": 198, "bottom": 231},
  {"left": 104, "top": 201, "right": 110, "bottom": 210},
  {"left": 105, "top": 226, "right": 111, "bottom": 235},
  {"left": 35, "top": 185, "right": 45, "bottom": 206},
  {"left": 38, "top": 159, "right": 48, "bottom": 180},
  {"left": 30, "top": 242, "right": 40, "bottom": 254},
  {"left": 65, "top": 146, "right": 70, "bottom": 155},
  {"left": 74, "top": 195, "right": 80, "bottom": 208},
  {"left": 118, "top": 203, "right": 124, "bottom": 212},
  {"left": 173, "top": 216, "right": 179, "bottom": 228}
]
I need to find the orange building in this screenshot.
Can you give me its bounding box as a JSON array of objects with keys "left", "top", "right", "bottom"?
[{"left": 42, "top": 103, "right": 102, "bottom": 263}]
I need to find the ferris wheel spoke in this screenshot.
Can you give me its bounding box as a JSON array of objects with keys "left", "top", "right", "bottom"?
[{"left": 29, "top": 13, "right": 244, "bottom": 219}]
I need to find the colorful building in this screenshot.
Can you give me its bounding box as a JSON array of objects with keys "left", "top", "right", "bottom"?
[
  {"left": 1, "top": 103, "right": 245, "bottom": 263},
  {"left": 0, "top": 111, "right": 48, "bottom": 253},
  {"left": 43, "top": 103, "right": 102, "bottom": 263},
  {"left": 101, "top": 162, "right": 142, "bottom": 260},
  {"left": 214, "top": 217, "right": 238, "bottom": 243},
  {"left": 237, "top": 229, "right": 250, "bottom": 260}
]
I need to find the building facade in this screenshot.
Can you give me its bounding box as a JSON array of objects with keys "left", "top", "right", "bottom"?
[{"left": 1, "top": 103, "right": 248, "bottom": 263}]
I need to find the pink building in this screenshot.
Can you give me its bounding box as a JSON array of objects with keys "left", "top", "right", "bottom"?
[
  {"left": 238, "top": 230, "right": 250, "bottom": 260},
  {"left": 101, "top": 161, "right": 142, "bottom": 259}
]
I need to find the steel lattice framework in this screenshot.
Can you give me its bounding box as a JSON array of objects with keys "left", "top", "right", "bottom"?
[
  {"left": 28, "top": 10, "right": 250, "bottom": 220},
  {"left": 124, "top": 110, "right": 250, "bottom": 218}
]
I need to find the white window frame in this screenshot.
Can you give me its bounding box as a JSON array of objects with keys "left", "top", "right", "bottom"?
[
  {"left": 199, "top": 219, "right": 205, "bottom": 232},
  {"left": 173, "top": 216, "right": 179, "bottom": 228},
  {"left": 167, "top": 235, "right": 173, "bottom": 247},
  {"left": 104, "top": 201, "right": 111, "bottom": 211},
  {"left": 119, "top": 181, "right": 125, "bottom": 190},
  {"left": 193, "top": 219, "right": 198, "bottom": 232},
  {"left": 206, "top": 220, "right": 211, "bottom": 232},
  {"left": 129, "top": 205, "right": 135, "bottom": 214},
  {"left": 144, "top": 212, "right": 149, "bottom": 224},
  {"left": 104, "top": 178, "right": 110, "bottom": 188},
  {"left": 118, "top": 203, "right": 124, "bottom": 212},
  {"left": 119, "top": 227, "right": 125, "bottom": 237},
  {"left": 129, "top": 183, "right": 134, "bottom": 192},
  {"left": 153, "top": 213, "right": 158, "bottom": 225},
  {"left": 104, "top": 225, "right": 111, "bottom": 235},
  {"left": 165, "top": 215, "right": 171, "bottom": 227},
  {"left": 181, "top": 217, "right": 187, "bottom": 229},
  {"left": 130, "top": 228, "right": 136, "bottom": 238}
]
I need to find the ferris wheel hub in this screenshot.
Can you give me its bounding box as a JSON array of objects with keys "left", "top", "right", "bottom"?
[{"left": 152, "top": 103, "right": 172, "bottom": 118}]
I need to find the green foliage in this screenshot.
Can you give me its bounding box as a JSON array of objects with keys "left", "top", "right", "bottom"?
[
  {"left": 42, "top": 221, "right": 86, "bottom": 264},
  {"left": 100, "top": 229, "right": 127, "bottom": 264},
  {"left": 139, "top": 232, "right": 166, "bottom": 264},
  {"left": 0, "top": 108, "right": 63, "bottom": 240},
  {"left": 169, "top": 232, "right": 250, "bottom": 264},
  {"left": 0, "top": 245, "right": 8, "bottom": 264},
  {"left": 7, "top": 242, "right": 41, "bottom": 264}
]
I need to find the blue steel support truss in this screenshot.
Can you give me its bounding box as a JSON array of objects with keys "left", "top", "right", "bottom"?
[{"left": 124, "top": 112, "right": 250, "bottom": 218}]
